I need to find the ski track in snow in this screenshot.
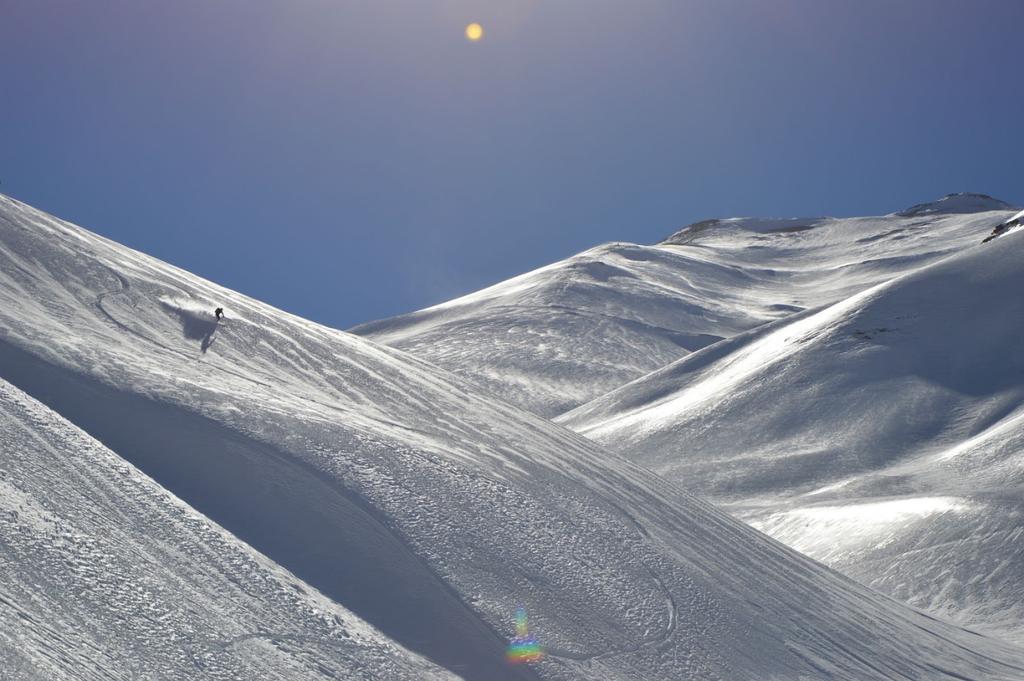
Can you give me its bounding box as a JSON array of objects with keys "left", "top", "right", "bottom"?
[
  {"left": 0, "top": 378, "right": 457, "bottom": 681},
  {"left": 558, "top": 208, "right": 1024, "bottom": 645},
  {"left": 91, "top": 263, "right": 433, "bottom": 441},
  {"left": 3, "top": 192, "right": 1024, "bottom": 680},
  {"left": 356, "top": 193, "right": 1024, "bottom": 650},
  {"left": 543, "top": 501, "right": 679, "bottom": 664}
]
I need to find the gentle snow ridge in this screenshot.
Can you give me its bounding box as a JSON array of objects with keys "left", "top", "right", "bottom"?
[
  {"left": 3, "top": 192, "right": 1024, "bottom": 679},
  {"left": 896, "top": 192, "right": 1017, "bottom": 216},
  {"left": 560, "top": 224, "right": 1024, "bottom": 643},
  {"left": 354, "top": 205, "right": 1008, "bottom": 417}
]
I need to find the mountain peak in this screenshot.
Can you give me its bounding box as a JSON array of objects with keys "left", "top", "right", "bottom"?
[
  {"left": 896, "top": 192, "right": 1016, "bottom": 217},
  {"left": 659, "top": 216, "right": 828, "bottom": 245}
]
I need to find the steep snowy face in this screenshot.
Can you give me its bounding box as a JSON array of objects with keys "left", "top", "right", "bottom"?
[
  {"left": 560, "top": 228, "right": 1024, "bottom": 643},
  {"left": 0, "top": 379, "right": 455, "bottom": 681},
  {"left": 983, "top": 208, "right": 1024, "bottom": 242},
  {"left": 3, "top": 193, "right": 1024, "bottom": 680},
  {"left": 354, "top": 205, "right": 1008, "bottom": 417}
]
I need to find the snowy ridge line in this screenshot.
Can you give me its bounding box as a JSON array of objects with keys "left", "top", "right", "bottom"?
[
  {"left": 569, "top": 281, "right": 885, "bottom": 442},
  {"left": 894, "top": 192, "right": 1018, "bottom": 218},
  {"left": 355, "top": 201, "right": 1012, "bottom": 416},
  {"left": 90, "top": 262, "right": 439, "bottom": 441},
  {"left": 3, "top": 192, "right": 1024, "bottom": 680},
  {"left": 561, "top": 223, "right": 1024, "bottom": 645}
]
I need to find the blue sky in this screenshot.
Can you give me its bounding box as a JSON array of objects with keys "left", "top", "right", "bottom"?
[{"left": 3, "top": 1, "right": 1022, "bottom": 328}]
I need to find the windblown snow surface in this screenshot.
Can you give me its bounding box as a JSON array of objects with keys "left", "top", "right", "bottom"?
[
  {"left": 0, "top": 379, "right": 455, "bottom": 681},
  {"left": 353, "top": 194, "right": 1009, "bottom": 417},
  {"left": 2, "top": 192, "right": 1024, "bottom": 680},
  {"left": 560, "top": 201, "right": 1024, "bottom": 644}
]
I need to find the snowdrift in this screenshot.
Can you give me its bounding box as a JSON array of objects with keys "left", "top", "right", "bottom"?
[{"left": 2, "top": 193, "right": 1024, "bottom": 680}]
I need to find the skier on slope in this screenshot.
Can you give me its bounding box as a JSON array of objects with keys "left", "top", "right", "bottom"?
[{"left": 214, "top": 307, "right": 224, "bottom": 321}]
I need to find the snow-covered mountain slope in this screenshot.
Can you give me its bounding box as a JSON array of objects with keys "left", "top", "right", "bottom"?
[
  {"left": 352, "top": 196, "right": 1012, "bottom": 417},
  {"left": 560, "top": 226, "right": 1024, "bottom": 643},
  {"left": 3, "top": 194, "right": 1024, "bottom": 679},
  {"left": 984, "top": 207, "right": 1024, "bottom": 242},
  {"left": 0, "top": 379, "right": 455, "bottom": 681}
]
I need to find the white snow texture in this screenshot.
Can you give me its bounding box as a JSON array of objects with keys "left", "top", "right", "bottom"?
[{"left": 2, "top": 191, "right": 1024, "bottom": 680}]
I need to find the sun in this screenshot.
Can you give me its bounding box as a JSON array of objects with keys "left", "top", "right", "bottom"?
[{"left": 465, "top": 22, "right": 484, "bottom": 42}]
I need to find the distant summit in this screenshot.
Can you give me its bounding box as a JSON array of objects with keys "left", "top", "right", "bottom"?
[
  {"left": 896, "top": 192, "right": 1016, "bottom": 217},
  {"left": 659, "top": 194, "right": 1015, "bottom": 246},
  {"left": 660, "top": 216, "right": 827, "bottom": 246}
]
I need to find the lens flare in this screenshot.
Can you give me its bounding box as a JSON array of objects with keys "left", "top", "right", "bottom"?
[{"left": 506, "top": 606, "right": 544, "bottom": 664}]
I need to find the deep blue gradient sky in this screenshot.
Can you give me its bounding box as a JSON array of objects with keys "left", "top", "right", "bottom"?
[{"left": 3, "top": 1, "right": 1022, "bottom": 328}]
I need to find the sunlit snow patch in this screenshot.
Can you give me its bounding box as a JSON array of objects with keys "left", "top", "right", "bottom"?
[
  {"left": 750, "top": 497, "right": 972, "bottom": 563},
  {"left": 578, "top": 283, "right": 882, "bottom": 440},
  {"left": 804, "top": 478, "right": 854, "bottom": 496}
]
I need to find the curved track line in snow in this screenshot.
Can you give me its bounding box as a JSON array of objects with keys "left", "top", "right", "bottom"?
[
  {"left": 93, "top": 268, "right": 217, "bottom": 360},
  {"left": 544, "top": 500, "right": 678, "bottom": 665},
  {"left": 61, "top": 270, "right": 683, "bottom": 675},
  {"left": 544, "top": 572, "right": 678, "bottom": 663},
  {"left": 7, "top": 195, "right": 1024, "bottom": 681},
  {"left": 93, "top": 268, "right": 132, "bottom": 329},
  {"left": 91, "top": 268, "right": 441, "bottom": 456},
  {"left": 0, "top": 340, "right": 539, "bottom": 681},
  {"left": 92, "top": 267, "right": 277, "bottom": 390}
]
